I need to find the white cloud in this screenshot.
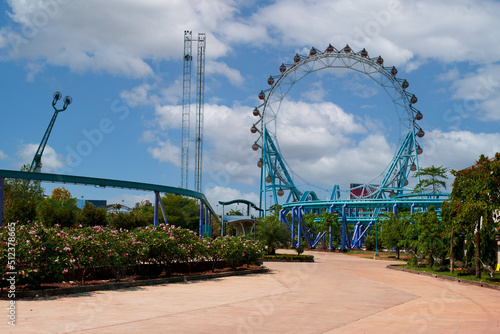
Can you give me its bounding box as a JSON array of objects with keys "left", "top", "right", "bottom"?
[
  {"left": 206, "top": 60, "right": 244, "bottom": 86},
  {"left": 301, "top": 82, "right": 327, "bottom": 102},
  {"left": 446, "top": 65, "right": 500, "bottom": 121},
  {"left": 0, "top": 0, "right": 238, "bottom": 77},
  {"left": 3, "top": 0, "right": 500, "bottom": 80},
  {"left": 147, "top": 140, "right": 181, "bottom": 166},
  {"left": 419, "top": 129, "right": 500, "bottom": 171},
  {"left": 17, "top": 143, "right": 64, "bottom": 172},
  {"left": 0, "top": 150, "right": 7, "bottom": 160},
  {"left": 24, "top": 61, "right": 44, "bottom": 82},
  {"left": 153, "top": 104, "right": 183, "bottom": 130}
]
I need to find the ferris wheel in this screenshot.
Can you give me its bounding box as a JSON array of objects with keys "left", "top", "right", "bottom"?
[{"left": 251, "top": 44, "right": 425, "bottom": 207}]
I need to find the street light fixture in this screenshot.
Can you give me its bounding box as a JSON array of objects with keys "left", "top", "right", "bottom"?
[{"left": 29, "top": 91, "right": 73, "bottom": 172}]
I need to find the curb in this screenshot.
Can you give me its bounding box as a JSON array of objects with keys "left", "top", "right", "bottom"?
[
  {"left": 387, "top": 264, "right": 500, "bottom": 291},
  {"left": 263, "top": 258, "right": 314, "bottom": 263},
  {"left": 1, "top": 267, "right": 270, "bottom": 299}
]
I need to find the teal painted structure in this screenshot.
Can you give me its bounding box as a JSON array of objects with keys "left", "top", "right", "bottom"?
[
  {"left": 30, "top": 91, "right": 72, "bottom": 173},
  {"left": 250, "top": 44, "right": 448, "bottom": 249},
  {"left": 0, "top": 169, "right": 214, "bottom": 235}
]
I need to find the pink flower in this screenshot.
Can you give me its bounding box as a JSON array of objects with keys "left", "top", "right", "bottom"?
[{"left": 62, "top": 269, "right": 68, "bottom": 274}]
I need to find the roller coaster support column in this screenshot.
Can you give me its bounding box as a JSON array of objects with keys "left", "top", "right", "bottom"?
[
  {"left": 411, "top": 203, "right": 415, "bottom": 215},
  {"left": 341, "top": 204, "right": 349, "bottom": 250},
  {"left": 328, "top": 205, "right": 335, "bottom": 251},
  {"left": 297, "top": 207, "right": 302, "bottom": 248},
  {"left": 199, "top": 201, "right": 204, "bottom": 237},
  {"left": 291, "top": 207, "right": 297, "bottom": 247},
  {"left": 206, "top": 208, "right": 211, "bottom": 237},
  {"left": 154, "top": 192, "right": 159, "bottom": 226},
  {"left": 0, "top": 178, "right": 3, "bottom": 227},
  {"left": 393, "top": 203, "right": 398, "bottom": 215},
  {"left": 154, "top": 191, "right": 168, "bottom": 226}
]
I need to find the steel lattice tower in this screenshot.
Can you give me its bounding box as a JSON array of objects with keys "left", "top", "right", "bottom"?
[
  {"left": 181, "top": 31, "right": 206, "bottom": 192},
  {"left": 181, "top": 31, "right": 193, "bottom": 189},
  {"left": 194, "top": 33, "right": 206, "bottom": 193}
]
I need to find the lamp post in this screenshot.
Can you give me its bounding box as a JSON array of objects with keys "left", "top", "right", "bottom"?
[{"left": 30, "top": 91, "right": 72, "bottom": 172}]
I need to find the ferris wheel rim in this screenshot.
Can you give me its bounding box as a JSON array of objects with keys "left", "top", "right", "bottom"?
[{"left": 252, "top": 44, "right": 424, "bottom": 199}]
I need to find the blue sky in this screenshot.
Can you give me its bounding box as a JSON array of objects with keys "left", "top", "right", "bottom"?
[{"left": 1, "top": 0, "right": 500, "bottom": 214}]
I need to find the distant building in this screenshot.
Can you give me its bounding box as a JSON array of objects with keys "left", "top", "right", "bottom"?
[
  {"left": 140, "top": 199, "right": 152, "bottom": 206},
  {"left": 77, "top": 199, "right": 107, "bottom": 209}
]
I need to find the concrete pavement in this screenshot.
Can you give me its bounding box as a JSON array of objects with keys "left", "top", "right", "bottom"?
[{"left": 2, "top": 251, "right": 500, "bottom": 333}]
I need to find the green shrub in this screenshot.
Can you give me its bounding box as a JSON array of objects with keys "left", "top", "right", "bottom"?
[
  {"left": 75, "top": 202, "right": 108, "bottom": 227},
  {"left": 0, "top": 222, "right": 265, "bottom": 287}
]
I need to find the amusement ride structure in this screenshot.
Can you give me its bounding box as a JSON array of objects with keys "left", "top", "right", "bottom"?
[
  {"left": 251, "top": 44, "right": 448, "bottom": 249},
  {"left": 30, "top": 91, "right": 72, "bottom": 173},
  {"left": 182, "top": 31, "right": 206, "bottom": 193}
]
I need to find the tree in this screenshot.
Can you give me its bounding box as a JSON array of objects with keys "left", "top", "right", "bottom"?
[
  {"left": 2, "top": 165, "right": 44, "bottom": 224},
  {"left": 37, "top": 197, "right": 79, "bottom": 227},
  {"left": 161, "top": 194, "right": 200, "bottom": 231},
  {"left": 445, "top": 154, "right": 500, "bottom": 278},
  {"left": 256, "top": 215, "right": 289, "bottom": 255},
  {"left": 414, "top": 165, "right": 449, "bottom": 194},
  {"left": 51, "top": 187, "right": 72, "bottom": 202},
  {"left": 76, "top": 202, "right": 108, "bottom": 227},
  {"left": 412, "top": 207, "right": 446, "bottom": 269},
  {"left": 228, "top": 209, "right": 243, "bottom": 216},
  {"left": 379, "top": 213, "right": 408, "bottom": 259}
]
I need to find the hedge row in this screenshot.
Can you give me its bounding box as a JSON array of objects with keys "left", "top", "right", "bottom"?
[{"left": 0, "top": 222, "right": 265, "bottom": 286}]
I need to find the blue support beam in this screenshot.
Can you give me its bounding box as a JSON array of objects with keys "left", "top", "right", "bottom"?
[
  {"left": 154, "top": 192, "right": 160, "bottom": 226},
  {"left": 199, "top": 201, "right": 204, "bottom": 237}
]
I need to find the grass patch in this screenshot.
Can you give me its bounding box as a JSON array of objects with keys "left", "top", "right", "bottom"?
[
  {"left": 344, "top": 249, "right": 409, "bottom": 261},
  {"left": 400, "top": 264, "right": 500, "bottom": 286},
  {"left": 263, "top": 254, "right": 314, "bottom": 262}
]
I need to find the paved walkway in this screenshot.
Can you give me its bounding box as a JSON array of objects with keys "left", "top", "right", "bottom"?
[{"left": 2, "top": 252, "right": 500, "bottom": 333}]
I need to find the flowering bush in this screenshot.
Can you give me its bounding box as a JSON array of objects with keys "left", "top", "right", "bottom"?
[
  {"left": 216, "top": 236, "right": 265, "bottom": 270},
  {"left": 0, "top": 222, "right": 265, "bottom": 287},
  {"left": 0, "top": 222, "right": 72, "bottom": 286}
]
